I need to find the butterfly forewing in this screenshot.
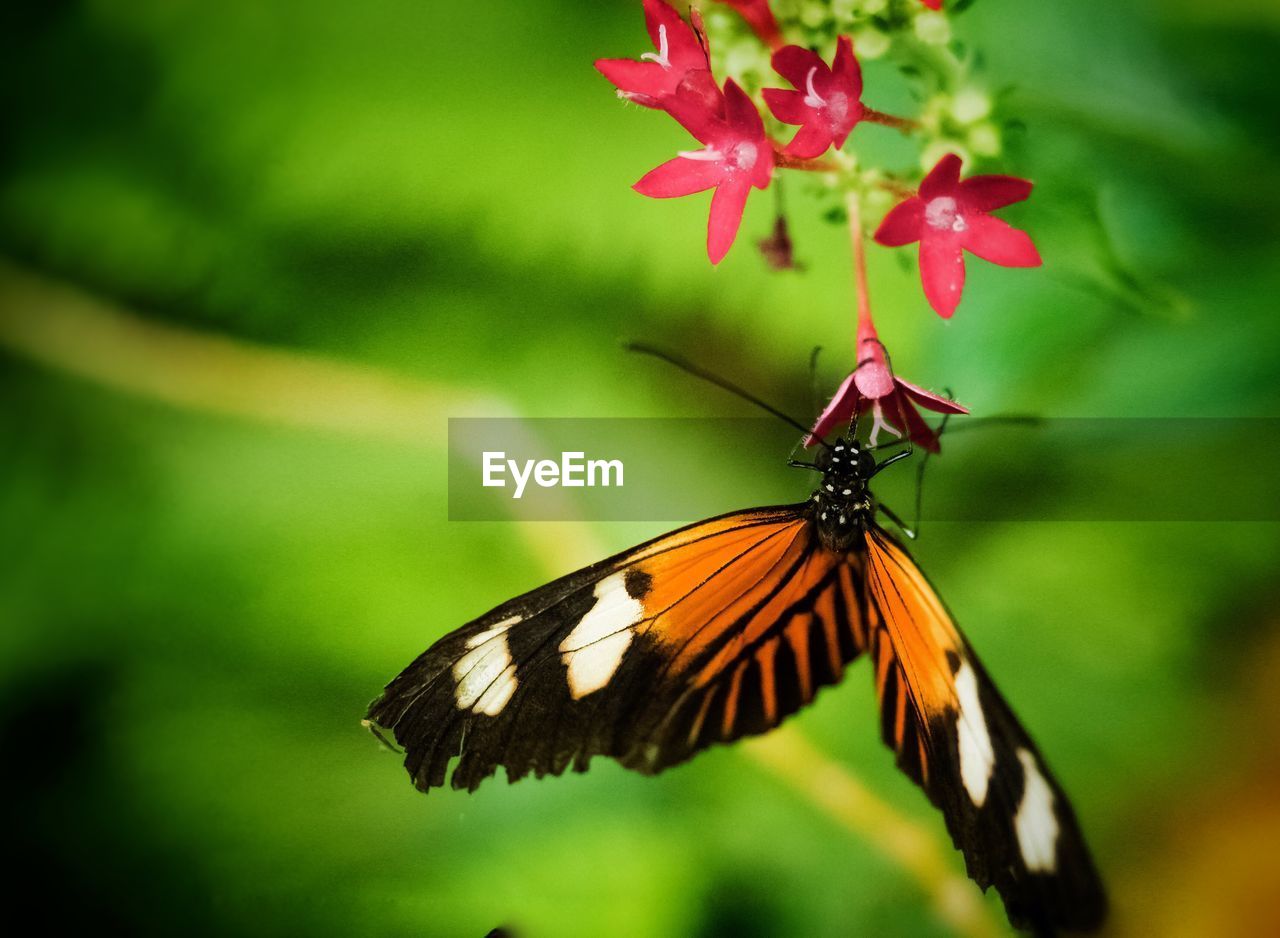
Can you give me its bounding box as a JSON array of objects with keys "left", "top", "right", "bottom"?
[
  {"left": 366, "top": 507, "right": 868, "bottom": 791},
  {"left": 864, "top": 528, "right": 1107, "bottom": 934}
]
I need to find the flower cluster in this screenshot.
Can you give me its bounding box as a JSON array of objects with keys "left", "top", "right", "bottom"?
[{"left": 597, "top": 0, "right": 1041, "bottom": 451}]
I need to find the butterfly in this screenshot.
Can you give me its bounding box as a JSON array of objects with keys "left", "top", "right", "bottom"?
[{"left": 365, "top": 356, "right": 1106, "bottom": 936}]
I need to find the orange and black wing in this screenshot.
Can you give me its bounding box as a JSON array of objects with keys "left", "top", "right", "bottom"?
[
  {"left": 864, "top": 526, "right": 1106, "bottom": 935},
  {"left": 366, "top": 506, "right": 867, "bottom": 791}
]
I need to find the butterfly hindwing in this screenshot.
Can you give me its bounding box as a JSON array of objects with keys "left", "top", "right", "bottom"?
[
  {"left": 864, "top": 527, "right": 1106, "bottom": 935},
  {"left": 366, "top": 507, "right": 868, "bottom": 791}
]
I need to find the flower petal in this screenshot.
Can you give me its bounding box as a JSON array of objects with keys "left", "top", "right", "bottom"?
[
  {"left": 707, "top": 178, "right": 752, "bottom": 264},
  {"left": 895, "top": 394, "right": 945, "bottom": 452},
  {"left": 873, "top": 198, "right": 925, "bottom": 247},
  {"left": 594, "top": 58, "right": 668, "bottom": 105},
  {"left": 646, "top": 0, "right": 708, "bottom": 69},
  {"left": 644, "top": 0, "right": 695, "bottom": 60},
  {"left": 720, "top": 0, "right": 783, "bottom": 50},
  {"left": 919, "top": 236, "right": 966, "bottom": 318},
  {"left": 770, "top": 44, "right": 824, "bottom": 90},
  {"left": 960, "top": 174, "right": 1033, "bottom": 212},
  {"left": 962, "top": 214, "right": 1042, "bottom": 267},
  {"left": 763, "top": 88, "right": 810, "bottom": 125},
  {"left": 920, "top": 153, "right": 962, "bottom": 200},
  {"left": 807, "top": 371, "right": 859, "bottom": 446},
  {"left": 723, "top": 79, "right": 764, "bottom": 137},
  {"left": 783, "top": 121, "right": 834, "bottom": 159},
  {"left": 633, "top": 156, "right": 723, "bottom": 199},
  {"left": 831, "top": 35, "right": 863, "bottom": 97},
  {"left": 895, "top": 378, "right": 969, "bottom": 415},
  {"left": 674, "top": 69, "right": 725, "bottom": 116},
  {"left": 664, "top": 85, "right": 727, "bottom": 144}
]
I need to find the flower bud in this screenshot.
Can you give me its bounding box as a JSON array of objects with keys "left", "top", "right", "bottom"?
[
  {"left": 855, "top": 27, "right": 891, "bottom": 60},
  {"left": 800, "top": 1, "right": 829, "bottom": 29},
  {"left": 913, "top": 11, "right": 951, "bottom": 46},
  {"left": 949, "top": 88, "right": 992, "bottom": 125},
  {"left": 967, "top": 122, "right": 1002, "bottom": 157}
]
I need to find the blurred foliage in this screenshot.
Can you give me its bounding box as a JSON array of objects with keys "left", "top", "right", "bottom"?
[{"left": 2, "top": 0, "right": 1279, "bottom": 935}]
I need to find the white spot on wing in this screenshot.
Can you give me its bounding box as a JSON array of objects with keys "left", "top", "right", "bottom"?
[
  {"left": 473, "top": 664, "right": 518, "bottom": 716},
  {"left": 559, "top": 572, "right": 642, "bottom": 699},
  {"left": 453, "top": 617, "right": 520, "bottom": 715},
  {"left": 465, "top": 615, "right": 520, "bottom": 649},
  {"left": 1015, "top": 748, "right": 1059, "bottom": 873},
  {"left": 954, "top": 659, "right": 995, "bottom": 806}
]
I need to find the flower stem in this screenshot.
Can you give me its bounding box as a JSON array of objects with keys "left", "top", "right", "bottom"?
[
  {"left": 864, "top": 108, "right": 919, "bottom": 133},
  {"left": 846, "top": 190, "right": 874, "bottom": 336},
  {"left": 773, "top": 147, "right": 838, "bottom": 173},
  {"left": 876, "top": 178, "right": 916, "bottom": 200}
]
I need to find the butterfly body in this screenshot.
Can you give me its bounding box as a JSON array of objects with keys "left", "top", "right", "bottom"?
[
  {"left": 808, "top": 437, "right": 878, "bottom": 552},
  {"left": 368, "top": 434, "right": 1106, "bottom": 934}
]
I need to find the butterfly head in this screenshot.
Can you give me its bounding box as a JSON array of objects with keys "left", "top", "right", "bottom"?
[{"left": 811, "top": 437, "right": 875, "bottom": 551}]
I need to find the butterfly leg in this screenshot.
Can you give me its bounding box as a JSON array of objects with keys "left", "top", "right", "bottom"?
[
  {"left": 876, "top": 501, "right": 917, "bottom": 540},
  {"left": 871, "top": 446, "right": 914, "bottom": 475}
]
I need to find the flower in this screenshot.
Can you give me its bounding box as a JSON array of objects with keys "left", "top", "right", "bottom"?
[
  {"left": 763, "top": 37, "right": 864, "bottom": 159},
  {"left": 807, "top": 319, "right": 967, "bottom": 451},
  {"left": 715, "top": 0, "right": 784, "bottom": 51},
  {"left": 595, "top": 0, "right": 719, "bottom": 112},
  {"left": 874, "top": 153, "right": 1041, "bottom": 318},
  {"left": 919, "top": 0, "right": 943, "bottom": 9},
  {"left": 634, "top": 80, "right": 773, "bottom": 264}
]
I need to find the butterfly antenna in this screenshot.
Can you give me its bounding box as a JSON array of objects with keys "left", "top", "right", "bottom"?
[{"left": 625, "top": 342, "right": 825, "bottom": 445}]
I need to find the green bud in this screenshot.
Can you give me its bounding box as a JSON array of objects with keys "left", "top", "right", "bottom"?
[
  {"left": 855, "top": 27, "right": 891, "bottom": 60},
  {"left": 949, "top": 88, "right": 992, "bottom": 125},
  {"left": 913, "top": 11, "right": 951, "bottom": 46},
  {"left": 967, "top": 122, "right": 1002, "bottom": 157},
  {"left": 831, "top": 0, "right": 859, "bottom": 19},
  {"left": 800, "top": 1, "right": 830, "bottom": 29}
]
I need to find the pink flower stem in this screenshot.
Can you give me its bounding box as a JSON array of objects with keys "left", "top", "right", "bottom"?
[
  {"left": 863, "top": 108, "right": 919, "bottom": 133},
  {"left": 845, "top": 190, "right": 877, "bottom": 344}
]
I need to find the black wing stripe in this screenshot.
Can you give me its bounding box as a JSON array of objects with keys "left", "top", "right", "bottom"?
[{"left": 643, "top": 521, "right": 810, "bottom": 681}]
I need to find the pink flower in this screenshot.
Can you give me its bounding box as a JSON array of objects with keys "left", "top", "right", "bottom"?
[
  {"left": 874, "top": 154, "right": 1041, "bottom": 318},
  {"left": 715, "top": 0, "right": 784, "bottom": 51},
  {"left": 807, "top": 320, "right": 967, "bottom": 451},
  {"left": 763, "top": 37, "right": 864, "bottom": 159},
  {"left": 595, "top": 0, "right": 719, "bottom": 112},
  {"left": 633, "top": 80, "right": 774, "bottom": 264}
]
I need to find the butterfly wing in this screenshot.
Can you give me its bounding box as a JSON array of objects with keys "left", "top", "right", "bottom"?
[
  {"left": 863, "top": 526, "right": 1106, "bottom": 934},
  {"left": 367, "top": 506, "right": 868, "bottom": 792}
]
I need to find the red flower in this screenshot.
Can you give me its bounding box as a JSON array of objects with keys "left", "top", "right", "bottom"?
[
  {"left": 595, "top": 0, "right": 719, "bottom": 112},
  {"left": 763, "top": 37, "right": 864, "bottom": 159},
  {"left": 807, "top": 319, "right": 967, "bottom": 451},
  {"left": 634, "top": 80, "right": 773, "bottom": 264},
  {"left": 715, "top": 0, "right": 784, "bottom": 51},
  {"left": 874, "top": 154, "right": 1041, "bottom": 318},
  {"left": 919, "top": 0, "right": 944, "bottom": 9}
]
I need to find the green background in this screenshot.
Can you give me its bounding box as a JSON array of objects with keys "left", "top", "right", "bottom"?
[{"left": 2, "top": 1, "right": 1279, "bottom": 935}]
